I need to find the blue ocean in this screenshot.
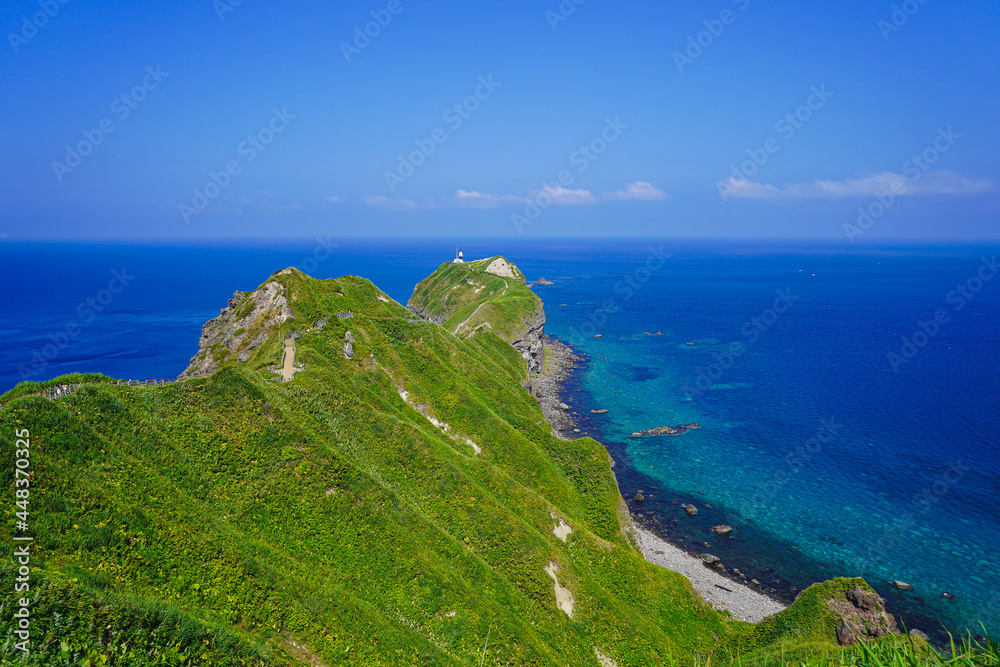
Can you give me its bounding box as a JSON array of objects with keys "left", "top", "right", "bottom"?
[{"left": 2, "top": 239, "right": 998, "bottom": 641}]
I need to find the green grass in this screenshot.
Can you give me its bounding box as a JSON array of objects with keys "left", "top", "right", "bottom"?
[
  {"left": 2, "top": 267, "right": 993, "bottom": 666},
  {"left": 407, "top": 257, "right": 543, "bottom": 345},
  {"left": 713, "top": 633, "right": 998, "bottom": 667}
]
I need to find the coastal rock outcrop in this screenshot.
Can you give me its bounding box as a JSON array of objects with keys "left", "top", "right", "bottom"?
[
  {"left": 180, "top": 273, "right": 294, "bottom": 379},
  {"left": 630, "top": 423, "right": 701, "bottom": 438},
  {"left": 699, "top": 553, "right": 722, "bottom": 567},
  {"left": 829, "top": 584, "right": 899, "bottom": 646},
  {"left": 524, "top": 336, "right": 580, "bottom": 438}
]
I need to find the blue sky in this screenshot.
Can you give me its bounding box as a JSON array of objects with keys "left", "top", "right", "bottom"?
[{"left": 2, "top": 0, "right": 998, "bottom": 241}]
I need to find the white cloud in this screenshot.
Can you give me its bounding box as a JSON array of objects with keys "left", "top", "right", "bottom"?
[
  {"left": 365, "top": 181, "right": 668, "bottom": 210},
  {"left": 605, "top": 181, "right": 670, "bottom": 201},
  {"left": 452, "top": 190, "right": 525, "bottom": 208},
  {"left": 721, "top": 171, "right": 995, "bottom": 200},
  {"left": 326, "top": 195, "right": 343, "bottom": 203},
  {"left": 364, "top": 195, "right": 436, "bottom": 210},
  {"left": 532, "top": 186, "right": 598, "bottom": 205}
]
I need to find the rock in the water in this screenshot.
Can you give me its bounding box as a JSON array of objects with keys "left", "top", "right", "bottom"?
[
  {"left": 534, "top": 277, "right": 555, "bottom": 285},
  {"left": 684, "top": 504, "right": 699, "bottom": 516},
  {"left": 713, "top": 525, "right": 732, "bottom": 536},
  {"left": 634, "top": 490, "right": 645, "bottom": 503},
  {"left": 941, "top": 592, "right": 955, "bottom": 600},
  {"left": 699, "top": 553, "right": 721, "bottom": 566},
  {"left": 630, "top": 423, "right": 700, "bottom": 438},
  {"left": 559, "top": 402, "right": 570, "bottom": 411},
  {"left": 594, "top": 334, "right": 603, "bottom": 338},
  {"left": 590, "top": 409, "right": 609, "bottom": 414},
  {"left": 891, "top": 581, "right": 914, "bottom": 591}
]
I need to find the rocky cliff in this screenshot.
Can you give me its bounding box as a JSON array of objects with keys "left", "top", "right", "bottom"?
[{"left": 179, "top": 269, "right": 296, "bottom": 378}]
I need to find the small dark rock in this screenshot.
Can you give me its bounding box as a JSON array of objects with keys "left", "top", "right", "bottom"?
[
  {"left": 684, "top": 504, "right": 699, "bottom": 516},
  {"left": 891, "top": 581, "right": 914, "bottom": 591},
  {"left": 634, "top": 490, "right": 645, "bottom": 503},
  {"left": 713, "top": 525, "right": 732, "bottom": 536},
  {"left": 941, "top": 592, "right": 955, "bottom": 600},
  {"left": 699, "top": 553, "right": 721, "bottom": 566}
]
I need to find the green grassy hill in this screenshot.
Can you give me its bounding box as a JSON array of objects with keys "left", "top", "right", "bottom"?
[
  {"left": 2, "top": 267, "right": 990, "bottom": 666},
  {"left": 407, "top": 257, "right": 545, "bottom": 373}
]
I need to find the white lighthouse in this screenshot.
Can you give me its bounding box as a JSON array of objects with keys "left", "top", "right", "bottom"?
[{"left": 453, "top": 248, "right": 464, "bottom": 263}]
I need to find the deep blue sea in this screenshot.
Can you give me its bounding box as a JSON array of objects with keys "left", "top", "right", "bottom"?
[{"left": 3, "top": 239, "right": 998, "bottom": 641}]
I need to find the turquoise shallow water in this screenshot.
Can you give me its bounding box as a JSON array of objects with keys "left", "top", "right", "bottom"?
[
  {"left": 530, "top": 243, "right": 1000, "bottom": 642},
  {"left": 2, "top": 239, "right": 998, "bottom": 641}
]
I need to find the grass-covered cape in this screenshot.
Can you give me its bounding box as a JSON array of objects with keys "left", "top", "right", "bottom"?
[{"left": 2, "top": 260, "right": 989, "bottom": 665}]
